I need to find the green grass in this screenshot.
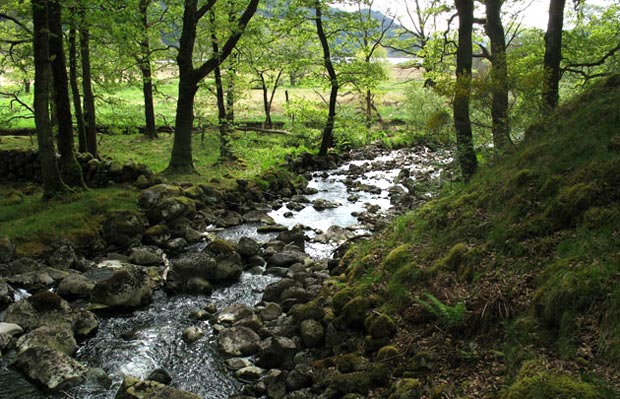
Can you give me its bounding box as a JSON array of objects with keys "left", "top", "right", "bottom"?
[{"left": 0, "top": 186, "right": 138, "bottom": 251}]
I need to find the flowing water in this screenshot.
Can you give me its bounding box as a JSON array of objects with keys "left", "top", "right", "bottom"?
[{"left": 0, "top": 146, "right": 451, "bottom": 399}]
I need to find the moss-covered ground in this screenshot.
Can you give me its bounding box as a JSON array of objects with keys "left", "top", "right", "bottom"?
[{"left": 334, "top": 75, "right": 620, "bottom": 397}]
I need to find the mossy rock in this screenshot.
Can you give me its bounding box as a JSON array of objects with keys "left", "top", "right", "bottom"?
[
  {"left": 332, "top": 288, "right": 356, "bottom": 315},
  {"left": 544, "top": 183, "right": 598, "bottom": 230},
  {"left": 376, "top": 345, "right": 401, "bottom": 363},
  {"left": 387, "top": 378, "right": 422, "bottom": 399},
  {"left": 28, "top": 291, "right": 63, "bottom": 312},
  {"left": 206, "top": 238, "right": 237, "bottom": 255},
  {"left": 335, "top": 354, "right": 370, "bottom": 373},
  {"left": 339, "top": 296, "right": 372, "bottom": 329},
  {"left": 381, "top": 244, "right": 412, "bottom": 273},
  {"left": 501, "top": 360, "right": 600, "bottom": 399},
  {"left": 329, "top": 371, "right": 372, "bottom": 395},
  {"left": 290, "top": 301, "right": 325, "bottom": 325},
  {"left": 365, "top": 312, "right": 397, "bottom": 339},
  {"left": 432, "top": 243, "right": 469, "bottom": 272}
]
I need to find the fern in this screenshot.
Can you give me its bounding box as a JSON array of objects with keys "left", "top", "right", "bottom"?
[{"left": 416, "top": 292, "right": 467, "bottom": 328}]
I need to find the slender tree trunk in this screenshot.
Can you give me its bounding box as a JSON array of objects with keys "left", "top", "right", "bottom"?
[
  {"left": 32, "top": 0, "right": 68, "bottom": 199},
  {"left": 267, "top": 70, "right": 283, "bottom": 128},
  {"left": 48, "top": 0, "right": 85, "bottom": 188},
  {"left": 68, "top": 22, "right": 86, "bottom": 153},
  {"left": 365, "top": 89, "right": 372, "bottom": 127},
  {"left": 80, "top": 14, "right": 97, "bottom": 157},
  {"left": 454, "top": 0, "right": 477, "bottom": 180},
  {"left": 485, "top": 0, "right": 510, "bottom": 151},
  {"left": 209, "top": 10, "right": 231, "bottom": 159},
  {"left": 542, "top": 0, "right": 566, "bottom": 113},
  {"left": 139, "top": 0, "right": 157, "bottom": 138},
  {"left": 260, "top": 73, "right": 273, "bottom": 128},
  {"left": 226, "top": 67, "right": 235, "bottom": 125},
  {"left": 315, "top": 0, "right": 338, "bottom": 157}
]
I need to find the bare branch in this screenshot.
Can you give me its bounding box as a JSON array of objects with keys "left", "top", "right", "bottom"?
[{"left": 0, "top": 13, "right": 33, "bottom": 35}]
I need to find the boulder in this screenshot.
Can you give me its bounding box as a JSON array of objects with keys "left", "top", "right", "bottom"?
[
  {"left": 138, "top": 184, "right": 183, "bottom": 210},
  {"left": 172, "top": 252, "right": 242, "bottom": 284},
  {"left": 0, "top": 279, "right": 15, "bottom": 310},
  {"left": 238, "top": 237, "right": 260, "bottom": 258},
  {"left": 91, "top": 266, "right": 153, "bottom": 309},
  {"left": 315, "top": 226, "right": 356, "bottom": 244},
  {"left": 312, "top": 199, "right": 341, "bottom": 210},
  {"left": 101, "top": 211, "right": 147, "bottom": 249},
  {"left": 147, "top": 368, "right": 172, "bottom": 385},
  {"left": 11, "top": 346, "right": 88, "bottom": 392},
  {"left": 0, "top": 322, "right": 23, "bottom": 336},
  {"left": 216, "top": 211, "right": 244, "bottom": 227},
  {"left": 263, "top": 278, "right": 297, "bottom": 302},
  {"left": 217, "top": 326, "right": 261, "bottom": 357},
  {"left": 129, "top": 246, "right": 163, "bottom": 266},
  {"left": 6, "top": 270, "right": 59, "bottom": 293},
  {"left": 242, "top": 211, "right": 275, "bottom": 224},
  {"left": 4, "top": 291, "right": 98, "bottom": 335},
  {"left": 217, "top": 303, "right": 254, "bottom": 325},
  {"left": 0, "top": 257, "right": 42, "bottom": 278},
  {"left": 115, "top": 376, "right": 202, "bottom": 399},
  {"left": 256, "top": 336, "right": 297, "bottom": 370},
  {"left": 285, "top": 365, "right": 314, "bottom": 391},
  {"left": 182, "top": 326, "right": 204, "bottom": 343},
  {"left": 150, "top": 196, "right": 196, "bottom": 223},
  {"left": 365, "top": 313, "right": 397, "bottom": 339},
  {"left": 57, "top": 274, "right": 96, "bottom": 299},
  {"left": 276, "top": 228, "right": 306, "bottom": 251},
  {"left": 235, "top": 366, "right": 264, "bottom": 381},
  {"left": 267, "top": 250, "right": 306, "bottom": 269},
  {"left": 259, "top": 302, "right": 283, "bottom": 322},
  {"left": 47, "top": 241, "right": 79, "bottom": 270},
  {"left": 300, "top": 319, "right": 325, "bottom": 348},
  {"left": 16, "top": 325, "right": 77, "bottom": 356}
]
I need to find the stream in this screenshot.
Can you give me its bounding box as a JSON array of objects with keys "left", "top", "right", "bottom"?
[{"left": 0, "top": 146, "right": 452, "bottom": 399}]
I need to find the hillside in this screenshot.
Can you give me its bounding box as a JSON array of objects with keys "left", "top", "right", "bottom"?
[{"left": 331, "top": 75, "right": 620, "bottom": 398}]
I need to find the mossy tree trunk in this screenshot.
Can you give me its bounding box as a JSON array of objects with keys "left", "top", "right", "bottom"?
[
  {"left": 484, "top": 0, "right": 511, "bottom": 152},
  {"left": 315, "top": 0, "right": 337, "bottom": 157},
  {"left": 454, "top": 0, "right": 477, "bottom": 180},
  {"left": 48, "top": 0, "right": 85, "bottom": 188},
  {"left": 542, "top": 0, "right": 566, "bottom": 113},
  {"left": 80, "top": 12, "right": 97, "bottom": 158},
  {"left": 32, "top": 0, "right": 69, "bottom": 200},
  {"left": 139, "top": 0, "right": 157, "bottom": 139},
  {"left": 167, "top": 0, "right": 259, "bottom": 173},
  {"left": 68, "top": 20, "right": 87, "bottom": 154}
]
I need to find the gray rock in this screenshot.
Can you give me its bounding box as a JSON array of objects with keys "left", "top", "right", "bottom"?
[
  {"left": 263, "top": 278, "right": 297, "bottom": 302},
  {"left": 16, "top": 325, "right": 77, "bottom": 356},
  {"left": 184, "top": 277, "right": 212, "bottom": 296},
  {"left": 166, "top": 237, "right": 188, "bottom": 252},
  {"left": 0, "top": 280, "right": 15, "bottom": 310},
  {"left": 182, "top": 326, "right": 204, "bottom": 343},
  {"left": 0, "top": 322, "right": 23, "bottom": 336},
  {"left": 235, "top": 366, "right": 264, "bottom": 381},
  {"left": 0, "top": 332, "right": 14, "bottom": 354},
  {"left": 101, "top": 211, "right": 147, "bottom": 249},
  {"left": 217, "top": 326, "right": 261, "bottom": 357},
  {"left": 129, "top": 246, "right": 163, "bottom": 266},
  {"left": 138, "top": 184, "right": 183, "bottom": 210},
  {"left": 115, "top": 375, "right": 202, "bottom": 399},
  {"left": 85, "top": 367, "right": 112, "bottom": 389},
  {"left": 6, "top": 270, "right": 57, "bottom": 292},
  {"left": 11, "top": 346, "right": 88, "bottom": 392},
  {"left": 237, "top": 237, "right": 260, "bottom": 258},
  {"left": 259, "top": 302, "right": 283, "bottom": 322},
  {"left": 300, "top": 319, "right": 325, "bottom": 348},
  {"left": 267, "top": 251, "right": 306, "bottom": 269},
  {"left": 217, "top": 211, "right": 244, "bottom": 227},
  {"left": 0, "top": 257, "right": 41, "bottom": 278},
  {"left": 225, "top": 357, "right": 253, "bottom": 371},
  {"left": 312, "top": 199, "right": 341, "bottom": 210},
  {"left": 189, "top": 308, "right": 210, "bottom": 320},
  {"left": 47, "top": 242, "right": 79, "bottom": 270},
  {"left": 91, "top": 266, "right": 152, "bottom": 309},
  {"left": 314, "top": 226, "right": 356, "bottom": 244},
  {"left": 217, "top": 303, "right": 254, "bottom": 325},
  {"left": 285, "top": 365, "right": 314, "bottom": 391},
  {"left": 172, "top": 252, "right": 241, "bottom": 284},
  {"left": 276, "top": 228, "right": 306, "bottom": 251},
  {"left": 242, "top": 211, "right": 275, "bottom": 224},
  {"left": 256, "top": 336, "right": 297, "bottom": 369},
  {"left": 150, "top": 196, "right": 196, "bottom": 223},
  {"left": 57, "top": 274, "right": 95, "bottom": 299},
  {"left": 4, "top": 291, "right": 98, "bottom": 335},
  {"left": 147, "top": 368, "right": 172, "bottom": 385}
]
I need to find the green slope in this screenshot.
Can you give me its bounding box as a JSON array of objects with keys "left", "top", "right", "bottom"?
[{"left": 336, "top": 75, "right": 620, "bottom": 398}]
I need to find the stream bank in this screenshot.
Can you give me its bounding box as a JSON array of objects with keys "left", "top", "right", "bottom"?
[{"left": 0, "top": 144, "right": 452, "bottom": 399}]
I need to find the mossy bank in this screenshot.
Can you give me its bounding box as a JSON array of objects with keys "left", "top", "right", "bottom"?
[{"left": 329, "top": 75, "right": 620, "bottom": 397}]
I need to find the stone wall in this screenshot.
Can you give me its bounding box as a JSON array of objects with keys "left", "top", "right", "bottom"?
[{"left": 0, "top": 149, "right": 152, "bottom": 186}]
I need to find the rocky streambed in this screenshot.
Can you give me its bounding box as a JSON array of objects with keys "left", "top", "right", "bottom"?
[{"left": 0, "top": 145, "right": 452, "bottom": 399}]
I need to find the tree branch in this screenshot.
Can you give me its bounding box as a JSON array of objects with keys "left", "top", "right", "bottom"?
[
  {"left": 0, "top": 13, "right": 33, "bottom": 35},
  {"left": 196, "top": 0, "right": 219, "bottom": 21},
  {"left": 565, "top": 43, "right": 620, "bottom": 68}
]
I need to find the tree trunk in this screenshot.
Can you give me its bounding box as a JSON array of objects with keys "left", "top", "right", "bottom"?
[
  {"left": 69, "top": 22, "right": 86, "bottom": 153},
  {"left": 365, "top": 89, "right": 372, "bottom": 128},
  {"left": 48, "top": 0, "right": 85, "bottom": 188},
  {"left": 484, "top": 0, "right": 510, "bottom": 151},
  {"left": 315, "top": 0, "right": 337, "bottom": 157},
  {"left": 226, "top": 67, "right": 235, "bottom": 125},
  {"left": 80, "top": 15, "right": 97, "bottom": 157},
  {"left": 139, "top": 0, "right": 157, "bottom": 138},
  {"left": 260, "top": 73, "right": 273, "bottom": 128},
  {"left": 209, "top": 10, "right": 231, "bottom": 160},
  {"left": 167, "top": 0, "right": 259, "bottom": 173},
  {"left": 32, "top": 0, "right": 68, "bottom": 199},
  {"left": 454, "top": 0, "right": 477, "bottom": 180},
  {"left": 542, "top": 0, "right": 566, "bottom": 113}
]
